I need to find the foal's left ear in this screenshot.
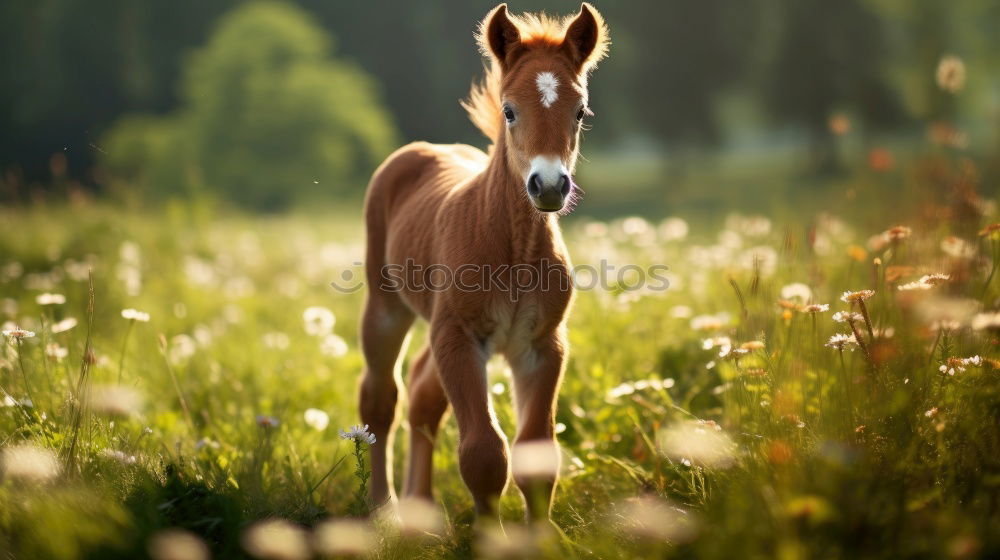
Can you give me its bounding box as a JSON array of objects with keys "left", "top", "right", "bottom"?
[{"left": 562, "top": 3, "right": 609, "bottom": 73}]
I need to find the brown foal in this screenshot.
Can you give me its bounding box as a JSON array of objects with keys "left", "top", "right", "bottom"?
[{"left": 357, "top": 3, "right": 608, "bottom": 521}]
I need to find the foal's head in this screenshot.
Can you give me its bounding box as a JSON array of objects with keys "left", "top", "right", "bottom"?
[{"left": 474, "top": 3, "right": 609, "bottom": 213}]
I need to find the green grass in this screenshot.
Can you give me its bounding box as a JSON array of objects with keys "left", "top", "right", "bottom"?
[{"left": 1, "top": 154, "right": 999, "bottom": 559}]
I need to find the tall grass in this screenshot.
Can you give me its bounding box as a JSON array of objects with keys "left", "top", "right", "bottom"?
[{"left": 1, "top": 150, "right": 998, "bottom": 558}]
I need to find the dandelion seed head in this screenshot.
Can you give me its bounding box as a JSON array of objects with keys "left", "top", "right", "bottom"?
[
  {"left": 302, "top": 306, "right": 335, "bottom": 337},
  {"left": 394, "top": 497, "right": 445, "bottom": 536},
  {"left": 615, "top": 495, "right": 698, "bottom": 543},
  {"left": 936, "top": 55, "right": 966, "bottom": 93},
  {"left": 511, "top": 439, "right": 560, "bottom": 480},
  {"left": 1, "top": 443, "right": 60, "bottom": 483},
  {"left": 657, "top": 420, "right": 736, "bottom": 469},
  {"left": 35, "top": 293, "right": 66, "bottom": 305},
  {"left": 313, "top": 518, "right": 374, "bottom": 557},
  {"left": 241, "top": 519, "right": 310, "bottom": 560},
  {"left": 121, "top": 308, "right": 151, "bottom": 322},
  {"left": 51, "top": 317, "right": 78, "bottom": 333},
  {"left": 148, "top": 528, "right": 210, "bottom": 560},
  {"left": 88, "top": 385, "right": 144, "bottom": 417},
  {"left": 303, "top": 408, "right": 329, "bottom": 431}
]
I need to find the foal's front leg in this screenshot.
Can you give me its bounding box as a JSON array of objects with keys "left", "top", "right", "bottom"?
[
  {"left": 430, "top": 317, "right": 509, "bottom": 518},
  {"left": 508, "top": 332, "right": 567, "bottom": 522}
]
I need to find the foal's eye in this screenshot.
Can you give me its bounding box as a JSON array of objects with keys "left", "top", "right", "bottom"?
[
  {"left": 503, "top": 106, "right": 516, "bottom": 123},
  {"left": 576, "top": 108, "right": 586, "bottom": 121}
]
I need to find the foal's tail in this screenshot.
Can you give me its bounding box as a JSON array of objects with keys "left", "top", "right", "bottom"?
[{"left": 461, "top": 64, "right": 502, "bottom": 145}]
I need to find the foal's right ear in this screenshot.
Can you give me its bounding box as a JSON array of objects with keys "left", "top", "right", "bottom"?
[{"left": 481, "top": 4, "right": 521, "bottom": 69}]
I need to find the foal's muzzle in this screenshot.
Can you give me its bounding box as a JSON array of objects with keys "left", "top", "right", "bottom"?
[{"left": 526, "top": 172, "right": 572, "bottom": 212}]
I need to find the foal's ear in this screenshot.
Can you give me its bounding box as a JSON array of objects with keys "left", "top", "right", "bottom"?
[
  {"left": 562, "top": 3, "right": 609, "bottom": 73},
  {"left": 481, "top": 4, "right": 521, "bottom": 69}
]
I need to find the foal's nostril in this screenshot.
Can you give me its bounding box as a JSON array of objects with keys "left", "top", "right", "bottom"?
[
  {"left": 558, "top": 174, "right": 570, "bottom": 196},
  {"left": 527, "top": 173, "right": 542, "bottom": 196}
]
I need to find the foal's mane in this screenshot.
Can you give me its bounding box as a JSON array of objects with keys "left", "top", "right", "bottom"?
[{"left": 462, "top": 7, "right": 609, "bottom": 145}]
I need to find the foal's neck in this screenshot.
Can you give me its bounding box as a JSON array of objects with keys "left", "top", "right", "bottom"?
[{"left": 479, "top": 142, "right": 564, "bottom": 261}]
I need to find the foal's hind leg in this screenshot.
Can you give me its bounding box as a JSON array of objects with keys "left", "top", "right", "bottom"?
[
  {"left": 359, "top": 291, "right": 415, "bottom": 507},
  {"left": 403, "top": 346, "right": 449, "bottom": 500}
]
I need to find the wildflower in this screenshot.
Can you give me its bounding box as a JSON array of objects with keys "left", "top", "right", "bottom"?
[
  {"left": 319, "top": 334, "right": 348, "bottom": 357},
  {"left": 658, "top": 217, "right": 689, "bottom": 241},
  {"left": 88, "top": 385, "right": 144, "bottom": 417},
  {"left": 195, "top": 438, "right": 220, "bottom": 451},
  {"left": 832, "top": 311, "right": 863, "bottom": 323},
  {"left": 931, "top": 319, "right": 962, "bottom": 332},
  {"left": 701, "top": 336, "right": 732, "bottom": 351},
  {"left": 303, "top": 408, "right": 330, "bottom": 431},
  {"left": 828, "top": 114, "right": 850, "bottom": 135},
  {"left": 740, "top": 340, "right": 765, "bottom": 351},
  {"left": 395, "top": 496, "right": 445, "bottom": 536},
  {"left": 616, "top": 495, "right": 698, "bottom": 543},
  {"left": 339, "top": 424, "right": 375, "bottom": 444},
  {"left": 924, "top": 407, "right": 938, "bottom": 418},
  {"left": 148, "top": 529, "right": 210, "bottom": 560},
  {"left": 941, "top": 236, "right": 975, "bottom": 259},
  {"left": 50, "top": 317, "right": 78, "bottom": 333},
  {"left": 168, "top": 334, "right": 197, "bottom": 364},
  {"left": 847, "top": 245, "right": 867, "bottom": 261},
  {"left": 256, "top": 415, "right": 280, "bottom": 428},
  {"left": 2, "top": 327, "right": 35, "bottom": 339},
  {"left": 801, "top": 303, "right": 829, "bottom": 314},
  {"left": 780, "top": 283, "right": 812, "bottom": 302},
  {"left": 100, "top": 448, "right": 138, "bottom": 465},
  {"left": 45, "top": 343, "right": 68, "bottom": 362},
  {"left": 302, "top": 306, "right": 336, "bottom": 337},
  {"left": 718, "top": 345, "right": 749, "bottom": 360},
  {"left": 690, "top": 313, "right": 729, "bottom": 331},
  {"left": 971, "top": 312, "right": 1000, "bottom": 331},
  {"left": 511, "top": 440, "right": 560, "bottom": 480},
  {"left": 885, "top": 226, "right": 912, "bottom": 242},
  {"left": 241, "top": 519, "right": 310, "bottom": 560},
  {"left": 841, "top": 289, "right": 875, "bottom": 303},
  {"left": 868, "top": 148, "right": 895, "bottom": 172},
  {"left": 35, "top": 293, "right": 66, "bottom": 305},
  {"left": 476, "top": 522, "right": 537, "bottom": 559},
  {"left": 825, "top": 333, "right": 858, "bottom": 351},
  {"left": 607, "top": 382, "right": 636, "bottom": 399},
  {"left": 936, "top": 55, "right": 966, "bottom": 93},
  {"left": 1, "top": 443, "right": 60, "bottom": 483},
  {"left": 899, "top": 273, "right": 951, "bottom": 292},
  {"left": 262, "top": 332, "right": 290, "bottom": 350},
  {"left": 979, "top": 223, "right": 1000, "bottom": 239},
  {"left": 657, "top": 420, "right": 736, "bottom": 469},
  {"left": 313, "top": 518, "right": 375, "bottom": 557},
  {"left": 777, "top": 299, "right": 802, "bottom": 311},
  {"left": 121, "top": 308, "right": 150, "bottom": 322}
]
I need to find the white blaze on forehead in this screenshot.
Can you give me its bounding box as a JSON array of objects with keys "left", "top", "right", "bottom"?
[
  {"left": 527, "top": 155, "right": 568, "bottom": 185},
  {"left": 535, "top": 72, "right": 559, "bottom": 108}
]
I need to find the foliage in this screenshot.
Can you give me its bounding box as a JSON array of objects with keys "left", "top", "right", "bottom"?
[{"left": 100, "top": 1, "right": 398, "bottom": 210}]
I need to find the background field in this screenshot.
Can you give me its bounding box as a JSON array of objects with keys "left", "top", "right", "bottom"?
[{"left": 2, "top": 1, "right": 1000, "bottom": 559}]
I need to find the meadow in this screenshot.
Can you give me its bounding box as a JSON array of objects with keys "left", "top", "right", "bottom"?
[{"left": 1, "top": 150, "right": 999, "bottom": 559}]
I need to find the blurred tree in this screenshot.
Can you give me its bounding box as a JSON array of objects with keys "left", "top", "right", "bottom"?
[
  {"left": 616, "top": 0, "right": 761, "bottom": 148},
  {"left": 101, "top": 1, "right": 397, "bottom": 209},
  {"left": 758, "top": 0, "right": 905, "bottom": 173}
]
